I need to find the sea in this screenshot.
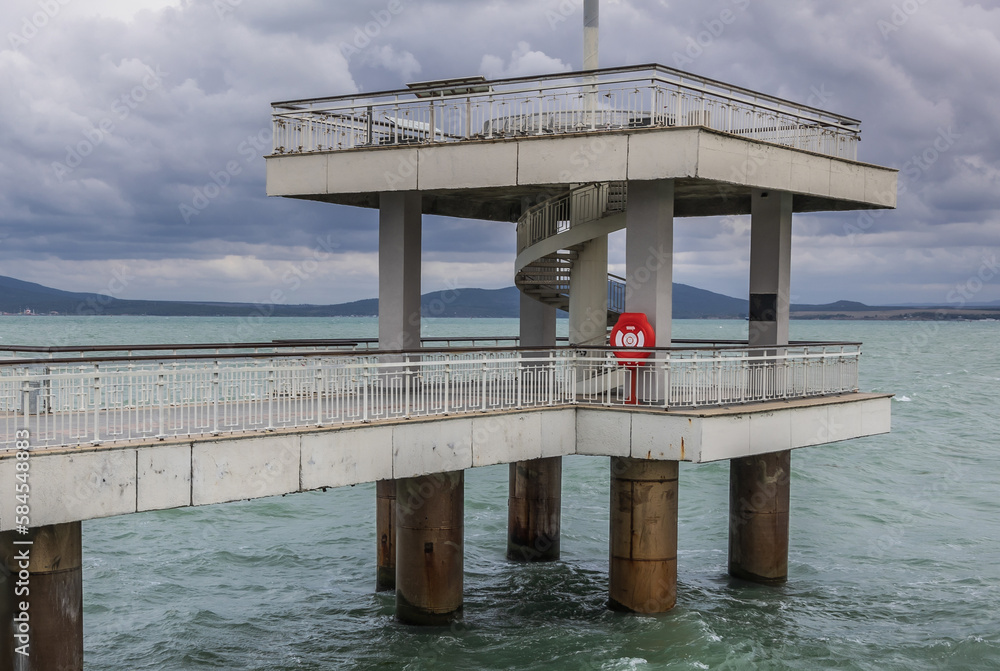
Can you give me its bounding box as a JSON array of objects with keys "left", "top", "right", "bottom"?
[{"left": 2, "top": 316, "right": 998, "bottom": 670}]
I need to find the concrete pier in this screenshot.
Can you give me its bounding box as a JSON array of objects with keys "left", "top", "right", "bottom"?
[
  {"left": 1, "top": 522, "right": 83, "bottom": 671},
  {"left": 376, "top": 190, "right": 422, "bottom": 592},
  {"left": 568, "top": 236, "right": 609, "bottom": 346},
  {"left": 375, "top": 480, "right": 396, "bottom": 592},
  {"left": 395, "top": 471, "right": 464, "bottom": 625},
  {"left": 608, "top": 458, "right": 678, "bottom": 613},
  {"left": 729, "top": 452, "right": 790, "bottom": 583},
  {"left": 729, "top": 188, "right": 794, "bottom": 584},
  {"left": 624, "top": 179, "right": 674, "bottom": 345},
  {"left": 507, "top": 457, "right": 562, "bottom": 561},
  {"left": 508, "top": 293, "right": 562, "bottom": 561}
]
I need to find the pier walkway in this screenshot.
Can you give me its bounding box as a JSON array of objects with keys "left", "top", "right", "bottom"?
[{"left": 0, "top": 339, "right": 888, "bottom": 533}]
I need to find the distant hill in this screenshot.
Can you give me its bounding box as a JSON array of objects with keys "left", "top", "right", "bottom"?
[
  {"left": 792, "top": 300, "right": 881, "bottom": 312},
  {"left": 0, "top": 274, "right": 753, "bottom": 319}
]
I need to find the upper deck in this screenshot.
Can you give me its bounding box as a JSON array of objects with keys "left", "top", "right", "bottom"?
[{"left": 266, "top": 64, "right": 897, "bottom": 219}]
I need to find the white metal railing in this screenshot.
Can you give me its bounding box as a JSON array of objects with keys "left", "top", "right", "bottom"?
[
  {"left": 0, "top": 337, "right": 549, "bottom": 363},
  {"left": 271, "top": 64, "right": 860, "bottom": 161},
  {"left": 0, "top": 343, "right": 861, "bottom": 451}
]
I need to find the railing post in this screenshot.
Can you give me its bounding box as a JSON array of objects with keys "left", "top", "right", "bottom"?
[
  {"left": 266, "top": 366, "right": 275, "bottom": 431},
  {"left": 547, "top": 355, "right": 555, "bottom": 406},
  {"left": 516, "top": 352, "right": 523, "bottom": 409},
  {"left": 92, "top": 365, "right": 101, "bottom": 445},
  {"left": 21, "top": 379, "right": 30, "bottom": 433},
  {"left": 444, "top": 361, "right": 451, "bottom": 414},
  {"left": 481, "top": 359, "right": 488, "bottom": 412},
  {"left": 315, "top": 365, "right": 324, "bottom": 427},
  {"left": 429, "top": 101, "right": 436, "bottom": 142},
  {"left": 156, "top": 362, "right": 166, "bottom": 440},
  {"left": 740, "top": 355, "right": 748, "bottom": 404},
  {"left": 404, "top": 354, "right": 411, "bottom": 418},
  {"left": 821, "top": 349, "right": 828, "bottom": 395},
  {"left": 362, "top": 366, "right": 370, "bottom": 423},
  {"left": 211, "top": 362, "right": 220, "bottom": 435},
  {"left": 662, "top": 355, "right": 670, "bottom": 410},
  {"left": 568, "top": 350, "right": 577, "bottom": 405}
]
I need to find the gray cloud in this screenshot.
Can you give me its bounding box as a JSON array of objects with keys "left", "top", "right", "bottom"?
[{"left": 0, "top": 0, "right": 998, "bottom": 305}]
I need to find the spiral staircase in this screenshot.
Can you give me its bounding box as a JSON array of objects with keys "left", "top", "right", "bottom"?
[{"left": 514, "top": 181, "right": 630, "bottom": 327}]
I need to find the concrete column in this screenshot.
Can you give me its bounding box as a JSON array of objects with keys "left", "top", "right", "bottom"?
[
  {"left": 568, "top": 236, "right": 608, "bottom": 346},
  {"left": 609, "top": 458, "right": 678, "bottom": 613},
  {"left": 376, "top": 190, "right": 422, "bottom": 592},
  {"left": 729, "top": 451, "right": 790, "bottom": 584},
  {"left": 625, "top": 180, "right": 674, "bottom": 402},
  {"left": 747, "top": 189, "right": 792, "bottom": 348},
  {"left": 375, "top": 480, "right": 396, "bottom": 592},
  {"left": 1, "top": 522, "right": 83, "bottom": 671},
  {"left": 395, "top": 471, "right": 464, "bottom": 625},
  {"left": 625, "top": 180, "right": 674, "bottom": 346},
  {"left": 729, "top": 189, "right": 793, "bottom": 584},
  {"left": 378, "top": 191, "right": 422, "bottom": 352},
  {"left": 508, "top": 295, "right": 562, "bottom": 562},
  {"left": 519, "top": 292, "right": 556, "bottom": 349},
  {"left": 507, "top": 458, "right": 561, "bottom": 562}
]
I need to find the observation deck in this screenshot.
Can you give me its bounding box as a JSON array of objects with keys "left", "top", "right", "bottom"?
[{"left": 267, "top": 64, "right": 895, "bottom": 221}]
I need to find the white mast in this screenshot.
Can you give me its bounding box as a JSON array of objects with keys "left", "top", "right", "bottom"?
[{"left": 584, "top": 0, "right": 599, "bottom": 70}]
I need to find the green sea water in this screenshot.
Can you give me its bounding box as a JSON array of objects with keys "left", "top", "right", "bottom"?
[{"left": 2, "top": 316, "right": 998, "bottom": 670}]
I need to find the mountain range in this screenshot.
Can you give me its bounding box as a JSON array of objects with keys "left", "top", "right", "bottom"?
[
  {"left": 2, "top": 274, "right": 998, "bottom": 319},
  {"left": 0, "top": 274, "right": 748, "bottom": 318}
]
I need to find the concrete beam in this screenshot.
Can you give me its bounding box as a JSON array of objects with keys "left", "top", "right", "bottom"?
[{"left": 267, "top": 128, "right": 897, "bottom": 218}]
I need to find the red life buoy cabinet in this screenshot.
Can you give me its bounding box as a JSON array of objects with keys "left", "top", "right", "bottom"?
[
  {"left": 610, "top": 313, "right": 655, "bottom": 405},
  {"left": 610, "top": 313, "right": 655, "bottom": 364}
]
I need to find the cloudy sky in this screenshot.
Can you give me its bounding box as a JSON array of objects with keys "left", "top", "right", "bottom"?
[{"left": 1, "top": 0, "right": 998, "bottom": 306}]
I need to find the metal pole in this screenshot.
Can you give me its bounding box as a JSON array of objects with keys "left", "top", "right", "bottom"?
[{"left": 584, "top": 0, "right": 599, "bottom": 129}]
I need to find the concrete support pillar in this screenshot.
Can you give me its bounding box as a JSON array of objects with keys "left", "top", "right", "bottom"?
[
  {"left": 568, "top": 236, "right": 608, "bottom": 346},
  {"left": 624, "top": 179, "right": 674, "bottom": 345},
  {"left": 508, "top": 294, "right": 562, "bottom": 562},
  {"left": 395, "top": 471, "right": 464, "bottom": 625},
  {"left": 625, "top": 180, "right": 674, "bottom": 402},
  {"left": 376, "top": 190, "right": 422, "bottom": 592},
  {"left": 1, "top": 522, "right": 83, "bottom": 671},
  {"left": 519, "top": 292, "right": 556, "bottom": 349},
  {"left": 729, "top": 189, "right": 793, "bottom": 585},
  {"left": 608, "top": 458, "right": 678, "bottom": 613},
  {"left": 375, "top": 480, "right": 396, "bottom": 592},
  {"left": 378, "top": 191, "right": 422, "bottom": 352},
  {"left": 747, "top": 189, "right": 792, "bottom": 348},
  {"left": 729, "top": 451, "right": 790, "bottom": 584},
  {"left": 507, "top": 457, "right": 561, "bottom": 562}
]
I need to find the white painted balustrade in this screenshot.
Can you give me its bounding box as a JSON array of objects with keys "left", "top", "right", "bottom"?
[
  {"left": 271, "top": 65, "right": 861, "bottom": 161},
  {"left": 0, "top": 343, "right": 861, "bottom": 451}
]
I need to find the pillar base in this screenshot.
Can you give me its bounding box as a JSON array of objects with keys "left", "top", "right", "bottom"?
[
  {"left": 1, "top": 522, "right": 83, "bottom": 671},
  {"left": 507, "top": 457, "right": 561, "bottom": 562},
  {"left": 609, "top": 458, "right": 678, "bottom": 614},
  {"left": 396, "top": 594, "right": 463, "bottom": 627},
  {"left": 729, "top": 451, "right": 790, "bottom": 585},
  {"left": 395, "top": 471, "right": 464, "bottom": 626}
]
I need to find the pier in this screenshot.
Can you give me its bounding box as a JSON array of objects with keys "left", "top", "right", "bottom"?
[{"left": 0, "top": 3, "right": 900, "bottom": 665}]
